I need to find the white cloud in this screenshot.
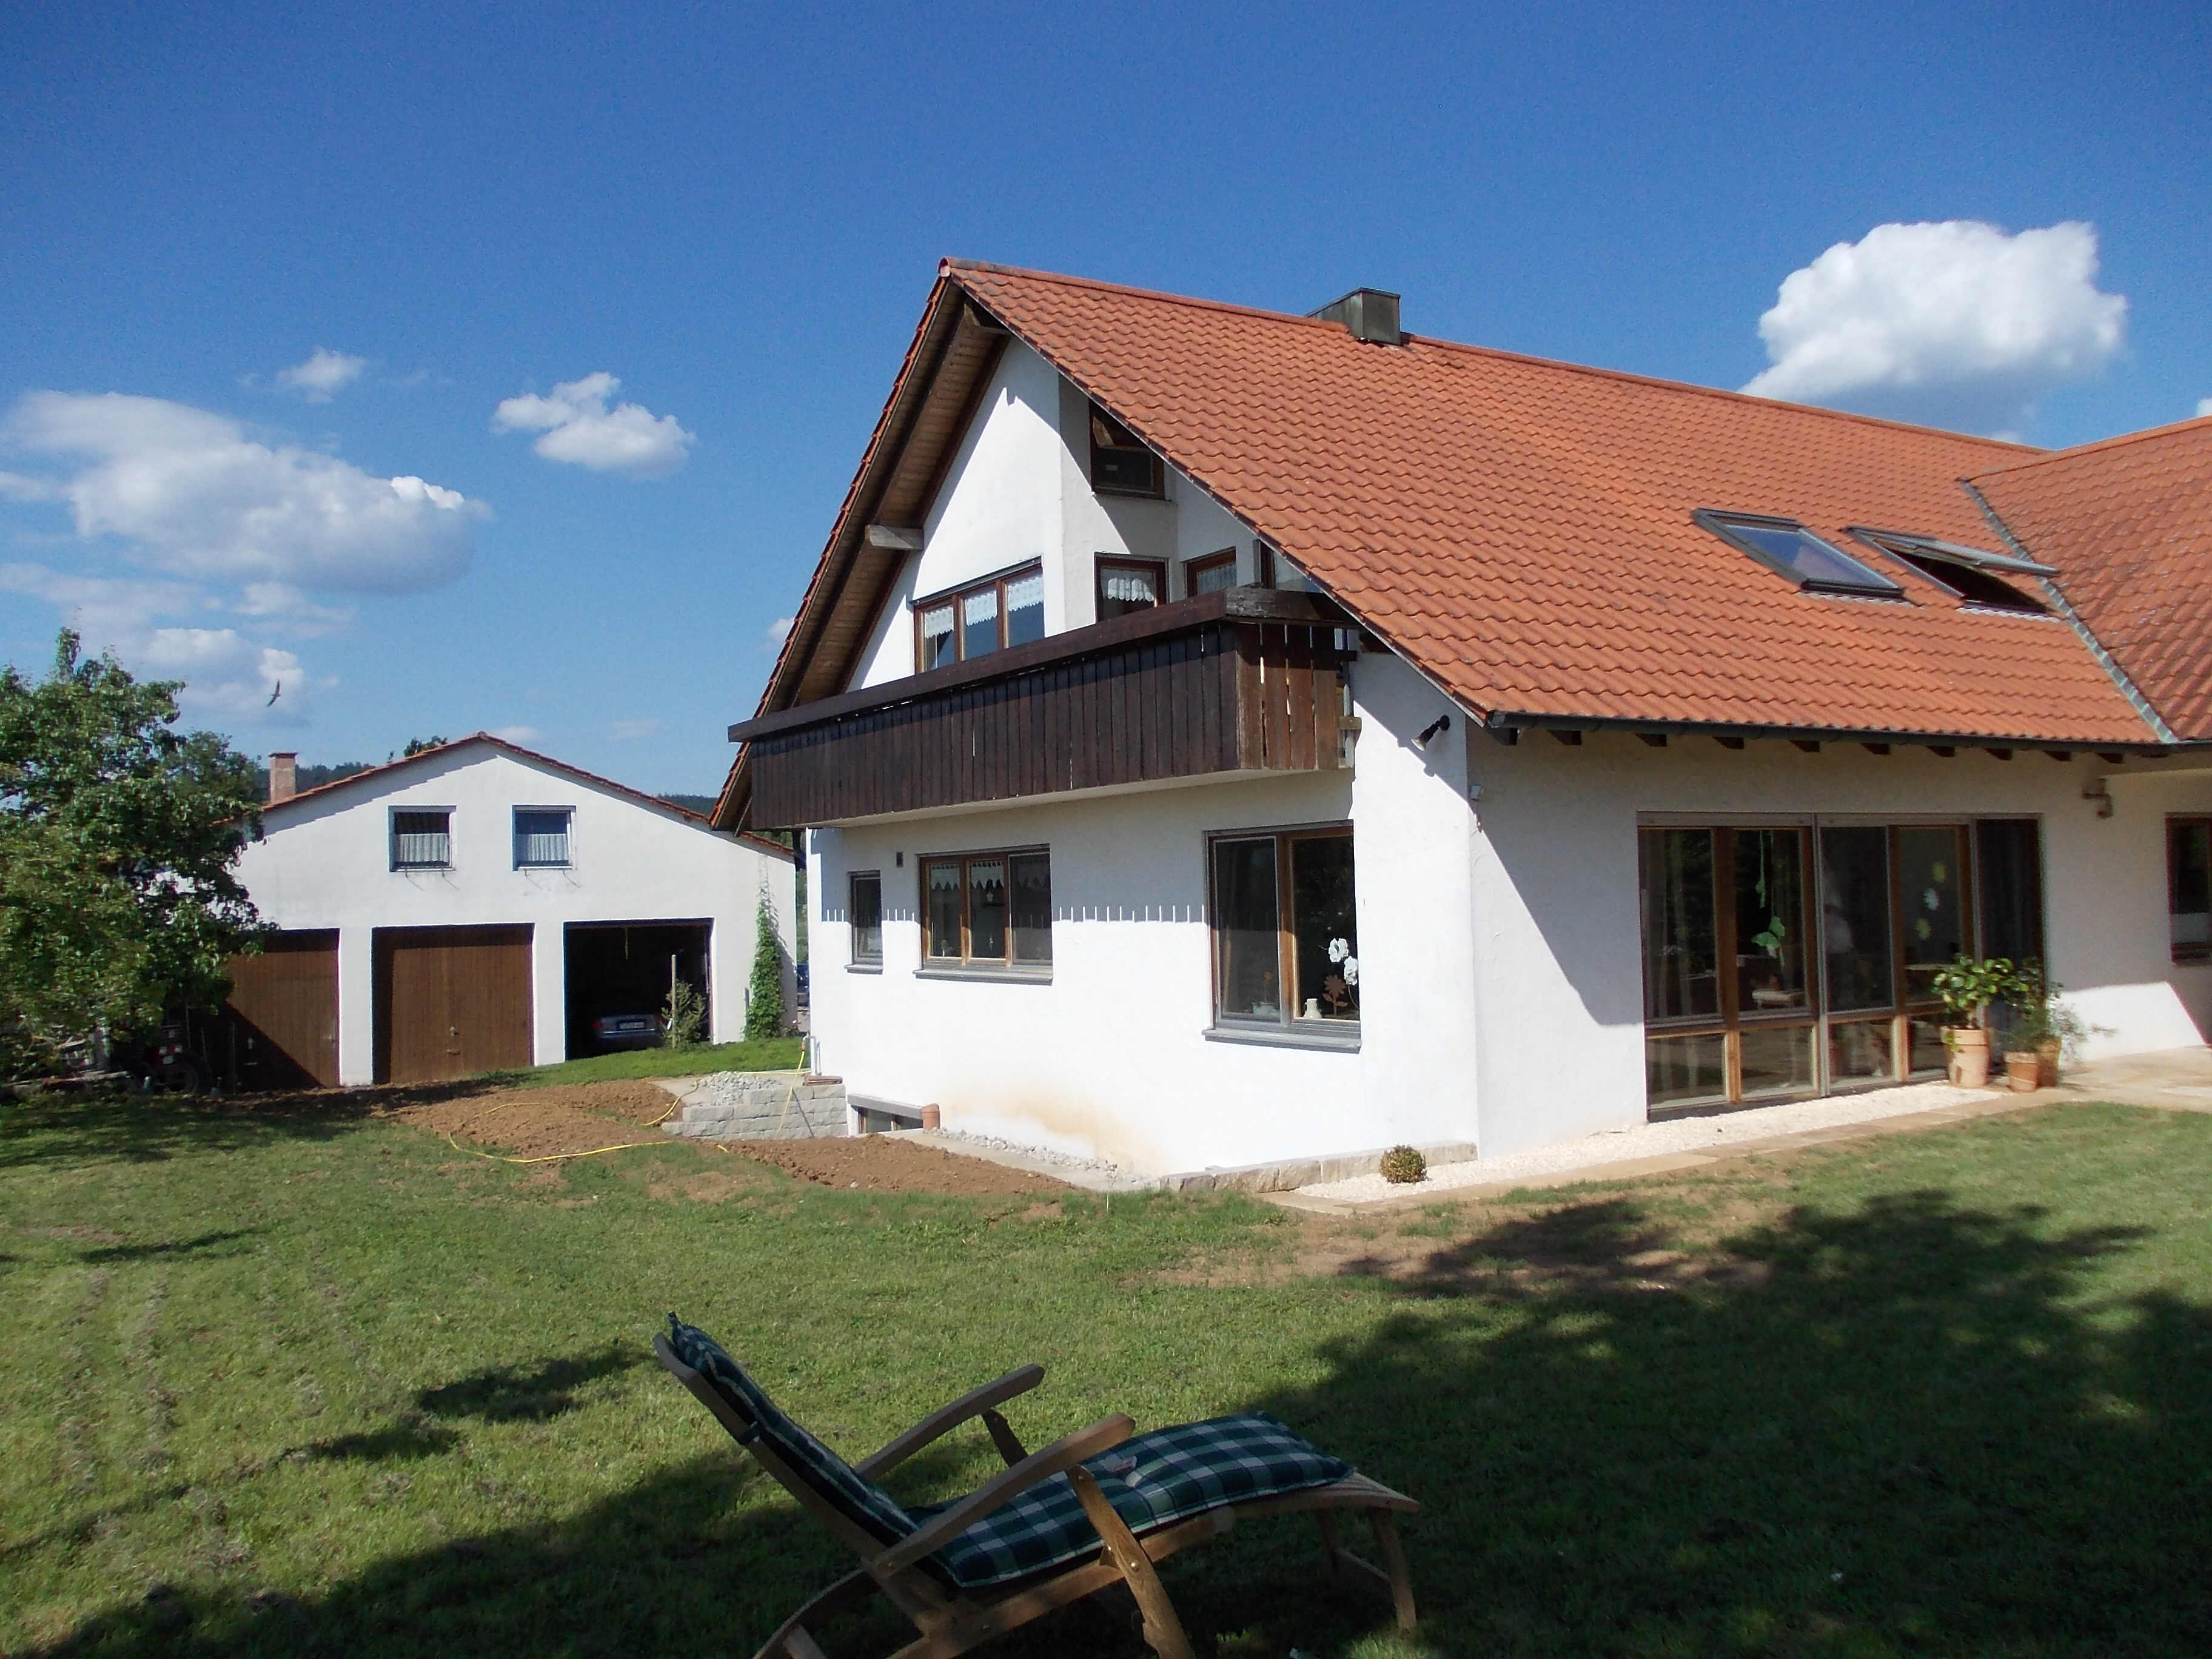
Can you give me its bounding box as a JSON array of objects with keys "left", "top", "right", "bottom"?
[
  {"left": 235, "top": 581, "right": 355, "bottom": 635},
  {"left": 1741, "top": 220, "right": 2127, "bottom": 434},
  {"left": 607, "top": 717, "right": 661, "bottom": 740},
  {"left": 135, "top": 626, "right": 317, "bottom": 726},
  {"left": 489, "top": 725, "right": 542, "bottom": 745},
  {"left": 0, "top": 561, "right": 209, "bottom": 638},
  {"left": 5, "top": 391, "right": 481, "bottom": 592},
  {"left": 765, "top": 614, "right": 794, "bottom": 651},
  {"left": 492, "top": 372, "right": 693, "bottom": 478},
  {"left": 274, "top": 348, "right": 367, "bottom": 402},
  {"left": 2197, "top": 398, "right": 2211, "bottom": 419}
]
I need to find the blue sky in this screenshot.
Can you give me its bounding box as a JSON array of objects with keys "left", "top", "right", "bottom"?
[{"left": 2, "top": 1, "right": 2205, "bottom": 791}]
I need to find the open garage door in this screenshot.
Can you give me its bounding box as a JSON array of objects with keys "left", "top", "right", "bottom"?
[
  {"left": 374, "top": 926, "right": 534, "bottom": 1084},
  {"left": 565, "top": 921, "right": 711, "bottom": 1057},
  {"left": 220, "top": 930, "right": 339, "bottom": 1089}
]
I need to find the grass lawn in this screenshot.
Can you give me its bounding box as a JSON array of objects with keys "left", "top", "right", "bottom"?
[
  {"left": 477, "top": 1036, "right": 804, "bottom": 1088},
  {"left": 4, "top": 1096, "right": 2210, "bottom": 1658}
]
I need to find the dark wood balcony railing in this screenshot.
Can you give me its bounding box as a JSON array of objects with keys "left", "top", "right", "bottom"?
[{"left": 726, "top": 588, "right": 1359, "bottom": 828}]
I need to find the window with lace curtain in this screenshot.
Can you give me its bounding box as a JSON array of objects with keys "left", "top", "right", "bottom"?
[
  {"left": 913, "top": 562, "right": 1045, "bottom": 669},
  {"left": 921, "top": 848, "right": 1051, "bottom": 970},
  {"left": 1095, "top": 557, "right": 1165, "bottom": 621}
]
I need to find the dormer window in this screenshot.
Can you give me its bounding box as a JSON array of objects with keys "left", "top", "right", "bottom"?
[
  {"left": 1088, "top": 402, "right": 1163, "bottom": 497},
  {"left": 1849, "top": 528, "right": 2052, "bottom": 614},
  {"left": 1693, "top": 511, "right": 1904, "bottom": 599}
]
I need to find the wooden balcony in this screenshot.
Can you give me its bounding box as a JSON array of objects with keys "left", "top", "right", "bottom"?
[{"left": 725, "top": 588, "right": 1360, "bottom": 829}]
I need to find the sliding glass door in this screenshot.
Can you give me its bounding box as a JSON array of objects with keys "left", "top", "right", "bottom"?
[{"left": 1640, "top": 819, "right": 2035, "bottom": 1114}]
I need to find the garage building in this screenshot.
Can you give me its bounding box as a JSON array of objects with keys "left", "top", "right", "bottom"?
[{"left": 228, "top": 734, "right": 796, "bottom": 1085}]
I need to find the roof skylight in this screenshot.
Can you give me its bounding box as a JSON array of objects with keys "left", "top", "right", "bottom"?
[
  {"left": 1693, "top": 511, "right": 1903, "bottom": 598},
  {"left": 1848, "top": 528, "right": 2052, "bottom": 614}
]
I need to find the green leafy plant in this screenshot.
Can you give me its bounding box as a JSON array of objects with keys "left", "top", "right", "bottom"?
[
  {"left": 1379, "top": 1145, "right": 1427, "bottom": 1185},
  {"left": 661, "top": 979, "right": 706, "bottom": 1049},
  {"left": 1928, "top": 955, "right": 2017, "bottom": 1030},
  {"left": 744, "top": 888, "right": 785, "bottom": 1041},
  {"left": 2001, "top": 960, "right": 2091, "bottom": 1061}
]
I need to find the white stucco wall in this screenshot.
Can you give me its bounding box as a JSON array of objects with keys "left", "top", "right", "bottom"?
[
  {"left": 846, "top": 344, "right": 1270, "bottom": 689},
  {"left": 808, "top": 654, "right": 1480, "bottom": 1174},
  {"left": 235, "top": 743, "right": 797, "bottom": 1083}
]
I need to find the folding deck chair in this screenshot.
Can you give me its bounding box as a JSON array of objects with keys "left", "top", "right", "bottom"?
[{"left": 655, "top": 1318, "right": 1418, "bottom": 1659}]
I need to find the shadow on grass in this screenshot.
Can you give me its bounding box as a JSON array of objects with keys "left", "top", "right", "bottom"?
[
  {"left": 78, "top": 1228, "right": 266, "bottom": 1264},
  {"left": 0, "top": 1083, "right": 498, "bottom": 1170},
  {"left": 29, "top": 1190, "right": 2212, "bottom": 1658},
  {"left": 416, "top": 1346, "right": 644, "bottom": 1424}
]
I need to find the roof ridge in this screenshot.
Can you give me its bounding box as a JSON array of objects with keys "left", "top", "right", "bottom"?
[
  {"left": 946, "top": 258, "right": 2045, "bottom": 458},
  {"left": 1969, "top": 411, "right": 2212, "bottom": 482}
]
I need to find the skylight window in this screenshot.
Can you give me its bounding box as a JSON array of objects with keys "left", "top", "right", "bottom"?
[
  {"left": 1693, "top": 511, "right": 1904, "bottom": 599},
  {"left": 1848, "top": 528, "right": 2052, "bottom": 615}
]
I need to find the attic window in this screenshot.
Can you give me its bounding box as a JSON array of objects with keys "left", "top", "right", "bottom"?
[
  {"left": 1849, "top": 528, "right": 2051, "bottom": 614},
  {"left": 1088, "top": 403, "right": 1163, "bottom": 497},
  {"left": 1694, "top": 511, "right": 1903, "bottom": 599}
]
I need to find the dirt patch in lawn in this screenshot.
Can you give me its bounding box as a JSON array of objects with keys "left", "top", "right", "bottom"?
[{"left": 388, "top": 1081, "right": 683, "bottom": 1159}]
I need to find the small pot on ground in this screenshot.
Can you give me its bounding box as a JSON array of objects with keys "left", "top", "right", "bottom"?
[
  {"left": 1945, "top": 1026, "right": 1991, "bottom": 1088},
  {"left": 2004, "top": 1050, "right": 2042, "bottom": 1092},
  {"left": 2037, "top": 1038, "right": 2062, "bottom": 1088}
]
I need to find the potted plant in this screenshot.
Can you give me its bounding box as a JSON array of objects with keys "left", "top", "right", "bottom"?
[
  {"left": 2002, "top": 960, "right": 2085, "bottom": 1089},
  {"left": 1928, "top": 955, "right": 2017, "bottom": 1088}
]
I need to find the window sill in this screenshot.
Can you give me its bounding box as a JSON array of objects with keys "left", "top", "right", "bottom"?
[
  {"left": 914, "top": 965, "right": 1053, "bottom": 985},
  {"left": 1204, "top": 1023, "right": 1361, "bottom": 1053},
  {"left": 846, "top": 963, "right": 883, "bottom": 975}
]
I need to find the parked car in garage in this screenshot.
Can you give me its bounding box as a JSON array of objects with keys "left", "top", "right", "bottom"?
[{"left": 591, "top": 1010, "right": 664, "bottom": 1050}]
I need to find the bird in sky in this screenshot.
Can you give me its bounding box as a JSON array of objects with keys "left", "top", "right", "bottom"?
[{"left": 266, "top": 680, "right": 282, "bottom": 707}]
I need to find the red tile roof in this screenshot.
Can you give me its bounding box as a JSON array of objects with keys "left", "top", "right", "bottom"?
[
  {"left": 1969, "top": 418, "right": 2212, "bottom": 741},
  {"left": 944, "top": 261, "right": 2157, "bottom": 745}
]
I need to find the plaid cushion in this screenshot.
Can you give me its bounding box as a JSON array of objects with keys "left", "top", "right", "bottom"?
[
  {"left": 916, "top": 1412, "right": 1352, "bottom": 1588},
  {"left": 665, "top": 1317, "right": 917, "bottom": 1546}
]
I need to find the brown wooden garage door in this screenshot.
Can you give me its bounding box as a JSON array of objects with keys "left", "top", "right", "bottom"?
[
  {"left": 374, "top": 926, "right": 534, "bottom": 1084},
  {"left": 222, "top": 930, "right": 340, "bottom": 1089}
]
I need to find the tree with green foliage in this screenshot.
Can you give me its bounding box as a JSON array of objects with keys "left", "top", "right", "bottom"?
[
  {"left": 403, "top": 736, "right": 449, "bottom": 757},
  {"left": 744, "top": 887, "right": 785, "bottom": 1041},
  {"left": 0, "top": 631, "right": 264, "bottom": 1064}
]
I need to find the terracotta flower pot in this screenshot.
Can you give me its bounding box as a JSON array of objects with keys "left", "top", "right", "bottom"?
[
  {"left": 2037, "top": 1039, "right": 2062, "bottom": 1088},
  {"left": 1946, "top": 1027, "right": 1991, "bottom": 1088},
  {"left": 2004, "top": 1050, "right": 2042, "bottom": 1092}
]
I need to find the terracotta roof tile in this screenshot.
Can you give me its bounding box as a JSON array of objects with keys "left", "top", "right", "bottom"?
[
  {"left": 1970, "top": 418, "right": 2212, "bottom": 740},
  {"left": 950, "top": 262, "right": 2156, "bottom": 745}
]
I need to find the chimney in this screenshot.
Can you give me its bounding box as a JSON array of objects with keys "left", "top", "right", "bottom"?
[
  {"left": 267, "top": 752, "right": 298, "bottom": 805},
  {"left": 1309, "top": 287, "right": 1403, "bottom": 346}
]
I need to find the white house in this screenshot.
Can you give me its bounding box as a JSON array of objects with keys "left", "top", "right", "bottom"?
[
  {"left": 227, "top": 734, "right": 796, "bottom": 1087},
  {"left": 712, "top": 261, "right": 2212, "bottom": 1178}
]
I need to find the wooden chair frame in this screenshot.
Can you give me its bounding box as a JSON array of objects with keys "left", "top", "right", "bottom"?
[{"left": 653, "top": 1336, "right": 1418, "bottom": 1659}]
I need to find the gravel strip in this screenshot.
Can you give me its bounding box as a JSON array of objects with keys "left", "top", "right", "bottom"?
[
  {"left": 924, "top": 1129, "right": 1131, "bottom": 1182},
  {"left": 1301, "top": 1079, "right": 1998, "bottom": 1203}
]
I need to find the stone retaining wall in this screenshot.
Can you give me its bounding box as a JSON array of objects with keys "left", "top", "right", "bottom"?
[{"left": 663, "top": 1073, "right": 848, "bottom": 1140}]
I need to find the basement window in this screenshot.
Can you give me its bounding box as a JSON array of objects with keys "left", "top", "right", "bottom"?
[
  {"left": 391, "top": 809, "right": 452, "bottom": 870},
  {"left": 1849, "top": 528, "right": 2052, "bottom": 614},
  {"left": 1694, "top": 511, "right": 1903, "bottom": 599},
  {"left": 513, "top": 808, "right": 573, "bottom": 868},
  {"left": 1088, "top": 402, "right": 1164, "bottom": 497}
]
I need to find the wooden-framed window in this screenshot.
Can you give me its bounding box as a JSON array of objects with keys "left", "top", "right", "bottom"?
[
  {"left": 1185, "top": 548, "right": 1238, "bottom": 596},
  {"left": 512, "top": 807, "right": 572, "bottom": 869},
  {"left": 1638, "top": 819, "right": 2040, "bottom": 1114},
  {"left": 1096, "top": 557, "right": 1165, "bottom": 620},
  {"left": 921, "top": 848, "right": 1052, "bottom": 968},
  {"left": 2170, "top": 818, "right": 2212, "bottom": 963},
  {"left": 913, "top": 563, "right": 1045, "bottom": 671},
  {"left": 849, "top": 870, "right": 883, "bottom": 966},
  {"left": 1088, "top": 401, "right": 1163, "bottom": 497},
  {"left": 390, "top": 808, "right": 452, "bottom": 870},
  {"left": 1208, "top": 826, "right": 1359, "bottom": 1029}
]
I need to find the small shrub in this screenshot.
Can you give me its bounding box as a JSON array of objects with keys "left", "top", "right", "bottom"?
[
  {"left": 744, "top": 890, "right": 785, "bottom": 1042},
  {"left": 661, "top": 980, "right": 706, "bottom": 1048},
  {"left": 1379, "top": 1144, "right": 1427, "bottom": 1185}
]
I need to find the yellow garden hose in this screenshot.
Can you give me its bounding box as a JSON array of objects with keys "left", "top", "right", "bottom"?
[{"left": 443, "top": 1092, "right": 683, "bottom": 1165}]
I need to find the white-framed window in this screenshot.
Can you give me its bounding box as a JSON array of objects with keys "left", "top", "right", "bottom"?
[
  {"left": 390, "top": 808, "right": 452, "bottom": 870},
  {"left": 513, "top": 807, "right": 574, "bottom": 868}
]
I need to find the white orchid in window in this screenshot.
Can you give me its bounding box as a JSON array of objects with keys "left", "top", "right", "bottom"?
[{"left": 1321, "top": 937, "right": 1359, "bottom": 1014}]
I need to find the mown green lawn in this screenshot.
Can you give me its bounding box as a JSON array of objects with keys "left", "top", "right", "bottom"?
[
  {"left": 478, "top": 1036, "right": 804, "bottom": 1088},
  {"left": 3, "top": 1096, "right": 2209, "bottom": 1658}
]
